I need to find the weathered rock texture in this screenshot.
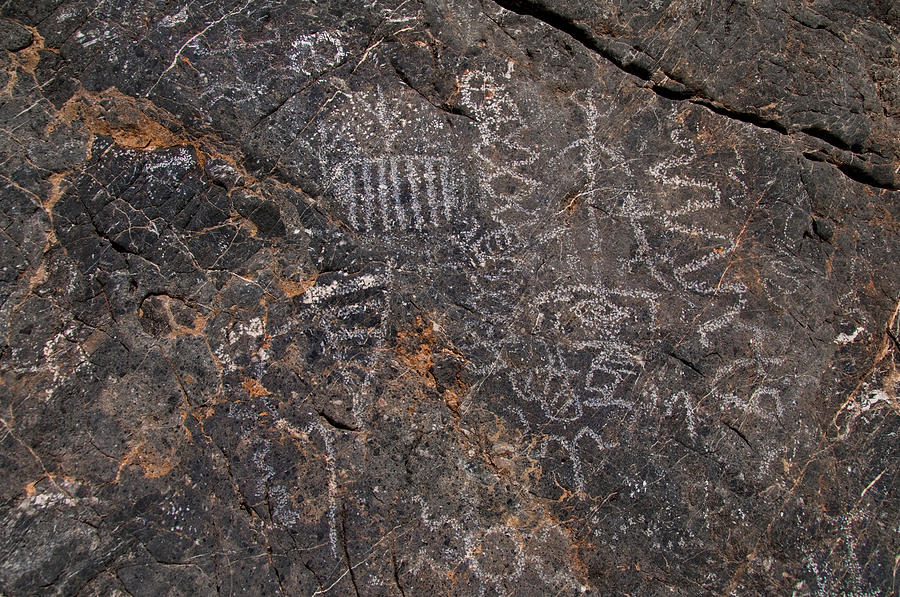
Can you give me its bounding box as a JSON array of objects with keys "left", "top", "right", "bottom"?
[{"left": 0, "top": 0, "right": 898, "bottom": 595}]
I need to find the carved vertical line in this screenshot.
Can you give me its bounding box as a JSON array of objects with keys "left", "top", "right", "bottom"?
[
  {"left": 345, "top": 166, "right": 359, "bottom": 229},
  {"left": 361, "top": 161, "right": 374, "bottom": 230},
  {"left": 440, "top": 158, "right": 455, "bottom": 221},
  {"left": 377, "top": 159, "right": 391, "bottom": 230},
  {"left": 406, "top": 158, "right": 424, "bottom": 230},
  {"left": 424, "top": 158, "right": 440, "bottom": 226},
  {"left": 390, "top": 157, "right": 405, "bottom": 230}
]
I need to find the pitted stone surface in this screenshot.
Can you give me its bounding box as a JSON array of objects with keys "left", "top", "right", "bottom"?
[{"left": 0, "top": 0, "right": 897, "bottom": 595}]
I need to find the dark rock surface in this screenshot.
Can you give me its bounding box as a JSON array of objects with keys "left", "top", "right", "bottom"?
[{"left": 0, "top": 0, "right": 897, "bottom": 594}]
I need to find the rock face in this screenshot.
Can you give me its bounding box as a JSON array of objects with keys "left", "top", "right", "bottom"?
[{"left": 0, "top": 0, "right": 897, "bottom": 594}]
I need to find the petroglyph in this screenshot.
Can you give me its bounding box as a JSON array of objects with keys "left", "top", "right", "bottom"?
[
  {"left": 1, "top": 0, "right": 897, "bottom": 594},
  {"left": 330, "top": 155, "right": 466, "bottom": 232}
]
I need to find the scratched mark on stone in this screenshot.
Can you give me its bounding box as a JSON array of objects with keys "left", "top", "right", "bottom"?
[{"left": 330, "top": 155, "right": 466, "bottom": 232}]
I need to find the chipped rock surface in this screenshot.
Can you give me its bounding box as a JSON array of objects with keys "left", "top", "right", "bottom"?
[{"left": 0, "top": 0, "right": 897, "bottom": 595}]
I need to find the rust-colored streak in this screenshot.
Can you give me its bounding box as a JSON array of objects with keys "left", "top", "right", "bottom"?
[
  {"left": 58, "top": 89, "right": 186, "bottom": 151},
  {"left": 241, "top": 377, "right": 271, "bottom": 398}
]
